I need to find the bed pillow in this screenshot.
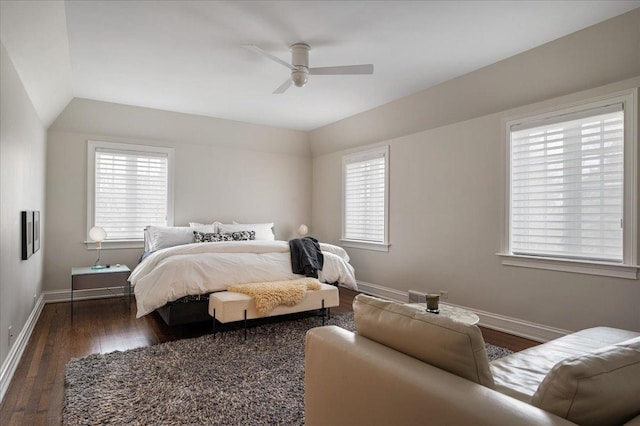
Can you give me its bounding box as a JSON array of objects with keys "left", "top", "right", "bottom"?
[
  {"left": 231, "top": 231, "right": 255, "bottom": 241},
  {"left": 193, "top": 231, "right": 255, "bottom": 242},
  {"left": 189, "top": 221, "right": 221, "bottom": 232},
  {"left": 194, "top": 231, "right": 233, "bottom": 243},
  {"left": 219, "top": 223, "right": 275, "bottom": 240},
  {"left": 147, "top": 226, "right": 193, "bottom": 251},
  {"left": 319, "top": 243, "right": 350, "bottom": 262},
  {"left": 147, "top": 225, "right": 215, "bottom": 251}
]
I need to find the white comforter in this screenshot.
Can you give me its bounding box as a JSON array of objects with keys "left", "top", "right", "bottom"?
[{"left": 130, "top": 240, "right": 357, "bottom": 317}]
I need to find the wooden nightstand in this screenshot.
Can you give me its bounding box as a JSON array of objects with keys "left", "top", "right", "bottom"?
[{"left": 71, "top": 265, "right": 131, "bottom": 316}]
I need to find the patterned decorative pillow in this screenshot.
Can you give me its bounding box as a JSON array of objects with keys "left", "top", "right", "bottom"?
[
  {"left": 193, "top": 231, "right": 233, "bottom": 243},
  {"left": 231, "top": 231, "right": 256, "bottom": 241}
]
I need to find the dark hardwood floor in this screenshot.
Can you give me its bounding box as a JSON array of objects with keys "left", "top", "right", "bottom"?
[{"left": 0, "top": 289, "right": 537, "bottom": 425}]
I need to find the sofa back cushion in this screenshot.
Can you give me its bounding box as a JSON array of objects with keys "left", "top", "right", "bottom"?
[
  {"left": 353, "top": 294, "right": 494, "bottom": 388},
  {"left": 531, "top": 337, "right": 640, "bottom": 426}
]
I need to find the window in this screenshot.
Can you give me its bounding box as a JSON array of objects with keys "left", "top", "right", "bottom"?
[
  {"left": 342, "top": 146, "right": 389, "bottom": 251},
  {"left": 501, "top": 90, "right": 637, "bottom": 278},
  {"left": 87, "top": 141, "right": 174, "bottom": 246}
]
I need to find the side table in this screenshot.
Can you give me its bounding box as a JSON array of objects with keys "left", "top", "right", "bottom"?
[
  {"left": 407, "top": 303, "right": 479, "bottom": 325},
  {"left": 71, "top": 265, "right": 131, "bottom": 316}
]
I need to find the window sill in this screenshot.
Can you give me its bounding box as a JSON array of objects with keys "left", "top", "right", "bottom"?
[
  {"left": 497, "top": 253, "right": 639, "bottom": 280},
  {"left": 85, "top": 240, "right": 144, "bottom": 250},
  {"left": 340, "top": 239, "right": 390, "bottom": 252}
]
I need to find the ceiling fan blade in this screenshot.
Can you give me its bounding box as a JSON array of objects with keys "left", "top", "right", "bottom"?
[
  {"left": 243, "top": 44, "right": 295, "bottom": 70},
  {"left": 309, "top": 64, "right": 374, "bottom": 75},
  {"left": 273, "top": 78, "right": 292, "bottom": 94}
]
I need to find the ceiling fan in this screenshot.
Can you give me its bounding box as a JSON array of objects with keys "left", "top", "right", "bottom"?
[{"left": 245, "top": 43, "right": 374, "bottom": 94}]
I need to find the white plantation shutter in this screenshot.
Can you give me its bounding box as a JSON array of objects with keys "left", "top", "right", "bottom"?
[
  {"left": 93, "top": 146, "right": 170, "bottom": 240},
  {"left": 510, "top": 104, "right": 624, "bottom": 262},
  {"left": 343, "top": 147, "right": 388, "bottom": 243}
]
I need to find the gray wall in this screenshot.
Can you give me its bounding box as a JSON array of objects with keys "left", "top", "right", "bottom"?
[
  {"left": 0, "top": 42, "right": 47, "bottom": 366},
  {"left": 310, "top": 10, "right": 640, "bottom": 332},
  {"left": 45, "top": 99, "right": 310, "bottom": 292}
]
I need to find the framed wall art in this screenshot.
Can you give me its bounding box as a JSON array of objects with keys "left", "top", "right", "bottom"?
[
  {"left": 33, "top": 211, "right": 40, "bottom": 253},
  {"left": 21, "top": 211, "right": 33, "bottom": 260}
]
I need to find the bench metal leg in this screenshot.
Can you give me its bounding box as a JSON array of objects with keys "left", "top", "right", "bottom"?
[
  {"left": 212, "top": 308, "right": 216, "bottom": 337},
  {"left": 321, "top": 299, "right": 326, "bottom": 326},
  {"left": 244, "top": 309, "right": 247, "bottom": 340}
]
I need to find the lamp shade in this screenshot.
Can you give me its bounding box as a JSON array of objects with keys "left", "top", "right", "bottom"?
[
  {"left": 89, "top": 226, "right": 107, "bottom": 242},
  {"left": 291, "top": 70, "right": 308, "bottom": 87},
  {"left": 297, "top": 224, "right": 309, "bottom": 237}
]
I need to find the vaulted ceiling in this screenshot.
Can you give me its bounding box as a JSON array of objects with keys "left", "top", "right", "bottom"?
[{"left": 1, "top": 1, "right": 639, "bottom": 129}]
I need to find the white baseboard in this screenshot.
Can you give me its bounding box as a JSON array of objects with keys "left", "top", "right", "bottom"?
[
  {"left": 470, "top": 305, "right": 571, "bottom": 342},
  {"left": 356, "top": 280, "right": 571, "bottom": 343},
  {"left": 357, "top": 280, "right": 409, "bottom": 303},
  {"left": 43, "top": 287, "right": 128, "bottom": 303},
  {"left": 0, "top": 293, "right": 45, "bottom": 404}
]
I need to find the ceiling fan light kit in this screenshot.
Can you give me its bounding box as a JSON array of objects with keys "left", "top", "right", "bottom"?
[
  {"left": 245, "top": 42, "right": 374, "bottom": 94},
  {"left": 291, "top": 70, "right": 308, "bottom": 87}
]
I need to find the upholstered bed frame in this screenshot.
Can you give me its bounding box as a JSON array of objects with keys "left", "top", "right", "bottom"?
[{"left": 155, "top": 294, "right": 212, "bottom": 326}]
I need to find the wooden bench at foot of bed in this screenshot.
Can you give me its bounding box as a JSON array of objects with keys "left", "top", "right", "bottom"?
[{"left": 208, "top": 283, "right": 339, "bottom": 339}]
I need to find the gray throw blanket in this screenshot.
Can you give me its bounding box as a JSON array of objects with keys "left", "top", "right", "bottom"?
[{"left": 289, "top": 237, "right": 324, "bottom": 278}]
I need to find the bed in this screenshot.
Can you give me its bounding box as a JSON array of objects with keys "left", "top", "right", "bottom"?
[{"left": 129, "top": 223, "right": 357, "bottom": 326}]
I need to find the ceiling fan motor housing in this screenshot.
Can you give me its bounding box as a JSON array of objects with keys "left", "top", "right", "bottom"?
[
  {"left": 244, "top": 42, "right": 373, "bottom": 93},
  {"left": 291, "top": 43, "right": 310, "bottom": 87}
]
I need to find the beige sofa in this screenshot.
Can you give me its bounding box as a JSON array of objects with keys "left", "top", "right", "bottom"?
[{"left": 305, "top": 294, "right": 640, "bottom": 426}]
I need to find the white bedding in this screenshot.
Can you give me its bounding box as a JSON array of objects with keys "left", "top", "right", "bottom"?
[{"left": 130, "top": 240, "right": 357, "bottom": 318}]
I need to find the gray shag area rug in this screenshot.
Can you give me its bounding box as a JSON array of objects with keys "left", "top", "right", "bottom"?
[{"left": 63, "top": 313, "right": 512, "bottom": 425}]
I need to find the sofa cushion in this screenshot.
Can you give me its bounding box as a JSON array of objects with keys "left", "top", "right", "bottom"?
[
  {"left": 353, "top": 294, "right": 494, "bottom": 388},
  {"left": 490, "top": 326, "right": 640, "bottom": 402},
  {"left": 531, "top": 336, "right": 640, "bottom": 426}
]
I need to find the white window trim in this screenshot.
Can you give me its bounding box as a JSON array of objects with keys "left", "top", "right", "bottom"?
[
  {"left": 499, "top": 89, "right": 639, "bottom": 279},
  {"left": 86, "top": 140, "right": 175, "bottom": 248},
  {"left": 340, "top": 239, "right": 390, "bottom": 252},
  {"left": 497, "top": 253, "right": 638, "bottom": 280},
  {"left": 341, "top": 145, "right": 390, "bottom": 252}
]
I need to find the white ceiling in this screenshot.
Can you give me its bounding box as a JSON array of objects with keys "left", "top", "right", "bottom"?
[{"left": 2, "top": 1, "right": 639, "bottom": 130}]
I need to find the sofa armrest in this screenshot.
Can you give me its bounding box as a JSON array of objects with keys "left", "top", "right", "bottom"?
[
  {"left": 305, "top": 326, "right": 575, "bottom": 426},
  {"left": 625, "top": 415, "right": 640, "bottom": 425}
]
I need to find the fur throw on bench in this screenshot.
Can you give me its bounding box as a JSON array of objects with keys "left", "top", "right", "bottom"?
[{"left": 228, "top": 278, "right": 322, "bottom": 316}]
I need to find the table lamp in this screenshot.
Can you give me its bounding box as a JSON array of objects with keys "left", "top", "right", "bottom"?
[
  {"left": 89, "top": 226, "right": 107, "bottom": 269},
  {"left": 297, "top": 224, "right": 309, "bottom": 237}
]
